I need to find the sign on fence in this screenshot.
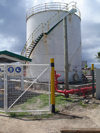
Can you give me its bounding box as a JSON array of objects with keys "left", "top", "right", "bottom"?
[{"left": 7, "top": 66, "right": 22, "bottom": 76}]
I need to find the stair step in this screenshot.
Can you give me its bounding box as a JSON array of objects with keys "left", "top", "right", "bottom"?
[
  {"left": 28, "top": 48, "right": 32, "bottom": 50},
  {"left": 28, "top": 46, "right": 33, "bottom": 48},
  {"left": 27, "top": 50, "right": 31, "bottom": 52},
  {"left": 28, "top": 47, "right": 32, "bottom": 50},
  {"left": 28, "top": 34, "right": 45, "bottom": 56}
]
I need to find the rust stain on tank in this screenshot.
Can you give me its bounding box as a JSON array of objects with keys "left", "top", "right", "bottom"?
[
  {"left": 43, "top": 34, "right": 49, "bottom": 55},
  {"left": 68, "top": 15, "right": 72, "bottom": 23}
]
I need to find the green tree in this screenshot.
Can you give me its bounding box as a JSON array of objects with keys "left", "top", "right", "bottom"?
[
  {"left": 84, "top": 64, "right": 88, "bottom": 69},
  {"left": 97, "top": 52, "right": 100, "bottom": 58},
  {"left": 96, "top": 52, "right": 100, "bottom": 62}
]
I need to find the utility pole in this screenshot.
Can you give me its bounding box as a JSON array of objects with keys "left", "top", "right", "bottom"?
[
  {"left": 63, "top": 8, "right": 77, "bottom": 90},
  {"left": 64, "top": 16, "right": 69, "bottom": 90}
]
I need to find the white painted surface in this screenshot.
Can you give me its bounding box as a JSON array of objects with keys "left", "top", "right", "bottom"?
[
  {"left": 26, "top": 11, "right": 67, "bottom": 42},
  {"left": 26, "top": 7, "right": 82, "bottom": 82},
  {"left": 96, "top": 69, "right": 100, "bottom": 99}
]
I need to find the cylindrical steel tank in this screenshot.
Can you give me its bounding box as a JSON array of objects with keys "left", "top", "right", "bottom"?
[{"left": 26, "top": 2, "right": 82, "bottom": 82}]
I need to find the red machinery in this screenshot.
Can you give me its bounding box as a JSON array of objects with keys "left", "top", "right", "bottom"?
[{"left": 55, "top": 71, "right": 96, "bottom": 97}]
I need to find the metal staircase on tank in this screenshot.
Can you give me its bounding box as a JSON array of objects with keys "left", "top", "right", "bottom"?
[
  {"left": 26, "top": 33, "right": 44, "bottom": 57},
  {"left": 21, "top": 2, "right": 80, "bottom": 58}
]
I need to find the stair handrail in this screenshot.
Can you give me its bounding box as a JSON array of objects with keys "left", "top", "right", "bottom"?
[
  {"left": 26, "top": 1, "right": 80, "bottom": 19},
  {"left": 21, "top": 23, "right": 43, "bottom": 55},
  {"left": 26, "top": 2, "right": 68, "bottom": 19},
  {"left": 21, "top": 2, "right": 80, "bottom": 56}
]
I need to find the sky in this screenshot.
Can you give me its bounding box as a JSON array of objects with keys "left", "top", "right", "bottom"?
[{"left": 0, "top": 0, "right": 100, "bottom": 67}]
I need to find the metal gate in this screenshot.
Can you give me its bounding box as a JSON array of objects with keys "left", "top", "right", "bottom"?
[{"left": 0, "top": 64, "right": 50, "bottom": 113}]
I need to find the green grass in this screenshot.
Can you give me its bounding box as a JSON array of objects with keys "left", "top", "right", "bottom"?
[
  {"left": 39, "top": 94, "right": 49, "bottom": 108},
  {"left": 8, "top": 112, "right": 54, "bottom": 119},
  {"left": 10, "top": 94, "right": 69, "bottom": 112},
  {"left": 8, "top": 112, "right": 30, "bottom": 118},
  {"left": 55, "top": 95, "right": 67, "bottom": 105},
  {"left": 14, "top": 94, "right": 49, "bottom": 110},
  {"left": 1, "top": 94, "right": 93, "bottom": 118},
  {"left": 79, "top": 101, "right": 87, "bottom": 107},
  {"left": 56, "top": 95, "right": 90, "bottom": 108},
  {"left": 66, "top": 97, "right": 74, "bottom": 102},
  {"left": 15, "top": 94, "right": 76, "bottom": 110},
  {"left": 7, "top": 94, "right": 90, "bottom": 118}
]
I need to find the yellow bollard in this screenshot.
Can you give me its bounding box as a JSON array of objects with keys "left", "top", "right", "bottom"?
[
  {"left": 91, "top": 64, "right": 94, "bottom": 71},
  {"left": 50, "top": 58, "right": 55, "bottom": 113},
  {"left": 91, "top": 64, "right": 95, "bottom": 97}
]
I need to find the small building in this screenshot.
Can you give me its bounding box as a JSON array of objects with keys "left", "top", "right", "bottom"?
[
  {"left": 0, "top": 50, "right": 31, "bottom": 63},
  {"left": 0, "top": 50, "right": 32, "bottom": 90}
]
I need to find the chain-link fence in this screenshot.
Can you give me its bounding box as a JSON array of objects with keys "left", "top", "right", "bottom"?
[
  {"left": 0, "top": 65, "right": 4, "bottom": 112},
  {"left": 0, "top": 64, "right": 51, "bottom": 113}
]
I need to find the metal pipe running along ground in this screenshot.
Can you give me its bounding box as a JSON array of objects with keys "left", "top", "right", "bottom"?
[{"left": 55, "top": 71, "right": 96, "bottom": 97}]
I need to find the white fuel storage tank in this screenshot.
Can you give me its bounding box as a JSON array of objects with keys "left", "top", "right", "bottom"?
[{"left": 23, "top": 2, "right": 82, "bottom": 82}]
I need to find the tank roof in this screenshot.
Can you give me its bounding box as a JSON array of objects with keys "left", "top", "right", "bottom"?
[{"left": 26, "top": 2, "right": 81, "bottom": 20}]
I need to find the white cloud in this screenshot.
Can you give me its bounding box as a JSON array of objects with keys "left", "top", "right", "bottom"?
[
  {"left": 0, "top": 0, "right": 7, "bottom": 6},
  {"left": 80, "top": 0, "right": 100, "bottom": 23},
  {"left": 0, "top": 34, "right": 19, "bottom": 51},
  {"left": 26, "top": 0, "right": 80, "bottom": 7},
  {"left": 96, "top": 0, "right": 100, "bottom": 3},
  {"left": 0, "top": 19, "right": 4, "bottom": 24},
  {"left": 83, "top": 37, "right": 100, "bottom": 46},
  {"left": 25, "top": 0, "right": 33, "bottom": 8}
]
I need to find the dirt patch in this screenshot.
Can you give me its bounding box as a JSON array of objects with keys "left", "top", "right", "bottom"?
[{"left": 0, "top": 95, "right": 100, "bottom": 133}]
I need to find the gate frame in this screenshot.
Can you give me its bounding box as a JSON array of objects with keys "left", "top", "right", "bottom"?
[{"left": 0, "top": 64, "right": 51, "bottom": 113}]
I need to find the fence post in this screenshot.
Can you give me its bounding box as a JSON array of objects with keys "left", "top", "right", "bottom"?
[
  {"left": 50, "top": 58, "right": 55, "bottom": 113},
  {"left": 4, "top": 65, "right": 8, "bottom": 112},
  {"left": 91, "top": 64, "right": 95, "bottom": 98},
  {"left": 21, "top": 66, "right": 24, "bottom": 91}
]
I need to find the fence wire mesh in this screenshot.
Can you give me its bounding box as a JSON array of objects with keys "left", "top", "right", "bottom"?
[
  {"left": 0, "top": 64, "right": 51, "bottom": 113},
  {"left": 0, "top": 65, "right": 4, "bottom": 111}
]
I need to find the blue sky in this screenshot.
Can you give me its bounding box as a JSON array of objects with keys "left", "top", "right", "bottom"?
[{"left": 0, "top": 0, "right": 100, "bottom": 67}]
